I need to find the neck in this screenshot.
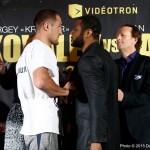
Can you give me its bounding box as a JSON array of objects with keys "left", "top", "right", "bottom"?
[
  {"left": 121, "top": 49, "right": 136, "bottom": 59},
  {"left": 34, "top": 32, "right": 51, "bottom": 46},
  {"left": 82, "top": 39, "right": 98, "bottom": 52}
]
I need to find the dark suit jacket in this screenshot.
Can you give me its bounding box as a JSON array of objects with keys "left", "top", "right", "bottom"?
[
  {"left": 115, "top": 52, "right": 150, "bottom": 142},
  {"left": 70, "top": 42, "right": 120, "bottom": 150}
]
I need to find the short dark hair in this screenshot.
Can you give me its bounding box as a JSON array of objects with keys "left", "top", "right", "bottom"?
[
  {"left": 121, "top": 24, "right": 142, "bottom": 51},
  {"left": 34, "top": 9, "right": 60, "bottom": 29},
  {"left": 77, "top": 15, "right": 101, "bottom": 39}
]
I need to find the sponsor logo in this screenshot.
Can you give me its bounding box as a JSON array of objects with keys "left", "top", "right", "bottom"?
[{"left": 68, "top": 4, "right": 82, "bottom": 18}]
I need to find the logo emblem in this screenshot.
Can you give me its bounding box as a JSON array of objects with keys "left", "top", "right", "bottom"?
[{"left": 68, "top": 4, "right": 83, "bottom": 18}]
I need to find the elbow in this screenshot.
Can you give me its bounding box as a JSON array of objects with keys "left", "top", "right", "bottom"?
[{"left": 33, "top": 78, "right": 45, "bottom": 90}]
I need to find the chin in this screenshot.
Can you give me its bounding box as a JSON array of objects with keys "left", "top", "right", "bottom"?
[{"left": 53, "top": 41, "right": 59, "bottom": 45}]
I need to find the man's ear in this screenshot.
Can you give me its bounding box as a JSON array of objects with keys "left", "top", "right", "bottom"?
[
  {"left": 43, "top": 22, "right": 49, "bottom": 31},
  {"left": 133, "top": 37, "right": 138, "bottom": 45},
  {"left": 86, "top": 29, "right": 93, "bottom": 37}
]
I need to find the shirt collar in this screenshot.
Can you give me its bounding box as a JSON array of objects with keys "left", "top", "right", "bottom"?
[{"left": 121, "top": 51, "right": 137, "bottom": 65}]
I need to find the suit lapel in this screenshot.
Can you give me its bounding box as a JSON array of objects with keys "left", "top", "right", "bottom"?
[{"left": 115, "top": 59, "right": 122, "bottom": 87}]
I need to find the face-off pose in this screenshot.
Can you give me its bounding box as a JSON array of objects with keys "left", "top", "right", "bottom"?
[
  {"left": 70, "top": 15, "right": 120, "bottom": 150},
  {"left": 16, "top": 9, "right": 71, "bottom": 150}
]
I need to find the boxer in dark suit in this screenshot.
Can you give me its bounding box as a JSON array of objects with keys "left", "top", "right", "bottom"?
[
  {"left": 70, "top": 15, "right": 120, "bottom": 150},
  {"left": 115, "top": 24, "right": 150, "bottom": 149}
]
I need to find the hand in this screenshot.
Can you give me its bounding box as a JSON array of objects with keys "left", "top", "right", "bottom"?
[
  {"left": 64, "top": 82, "right": 72, "bottom": 90},
  {"left": 63, "top": 82, "right": 75, "bottom": 95},
  {"left": 90, "top": 143, "right": 102, "bottom": 150},
  {"left": 0, "top": 59, "right": 6, "bottom": 74},
  {"left": 118, "top": 89, "right": 124, "bottom": 102},
  {"left": 64, "top": 82, "right": 75, "bottom": 90}
]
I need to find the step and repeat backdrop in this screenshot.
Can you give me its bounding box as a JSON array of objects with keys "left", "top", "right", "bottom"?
[{"left": 0, "top": 0, "right": 150, "bottom": 149}]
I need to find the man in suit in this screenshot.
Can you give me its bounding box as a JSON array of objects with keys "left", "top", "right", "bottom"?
[
  {"left": 116, "top": 24, "right": 150, "bottom": 149},
  {"left": 70, "top": 15, "right": 120, "bottom": 150}
]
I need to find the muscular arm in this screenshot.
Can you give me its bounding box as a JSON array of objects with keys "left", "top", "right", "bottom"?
[{"left": 33, "top": 67, "right": 70, "bottom": 97}]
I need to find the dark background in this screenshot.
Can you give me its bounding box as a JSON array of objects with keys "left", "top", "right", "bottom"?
[{"left": 0, "top": 0, "right": 150, "bottom": 149}]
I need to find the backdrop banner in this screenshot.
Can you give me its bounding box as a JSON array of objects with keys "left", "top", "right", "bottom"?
[{"left": 0, "top": 0, "right": 150, "bottom": 149}]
